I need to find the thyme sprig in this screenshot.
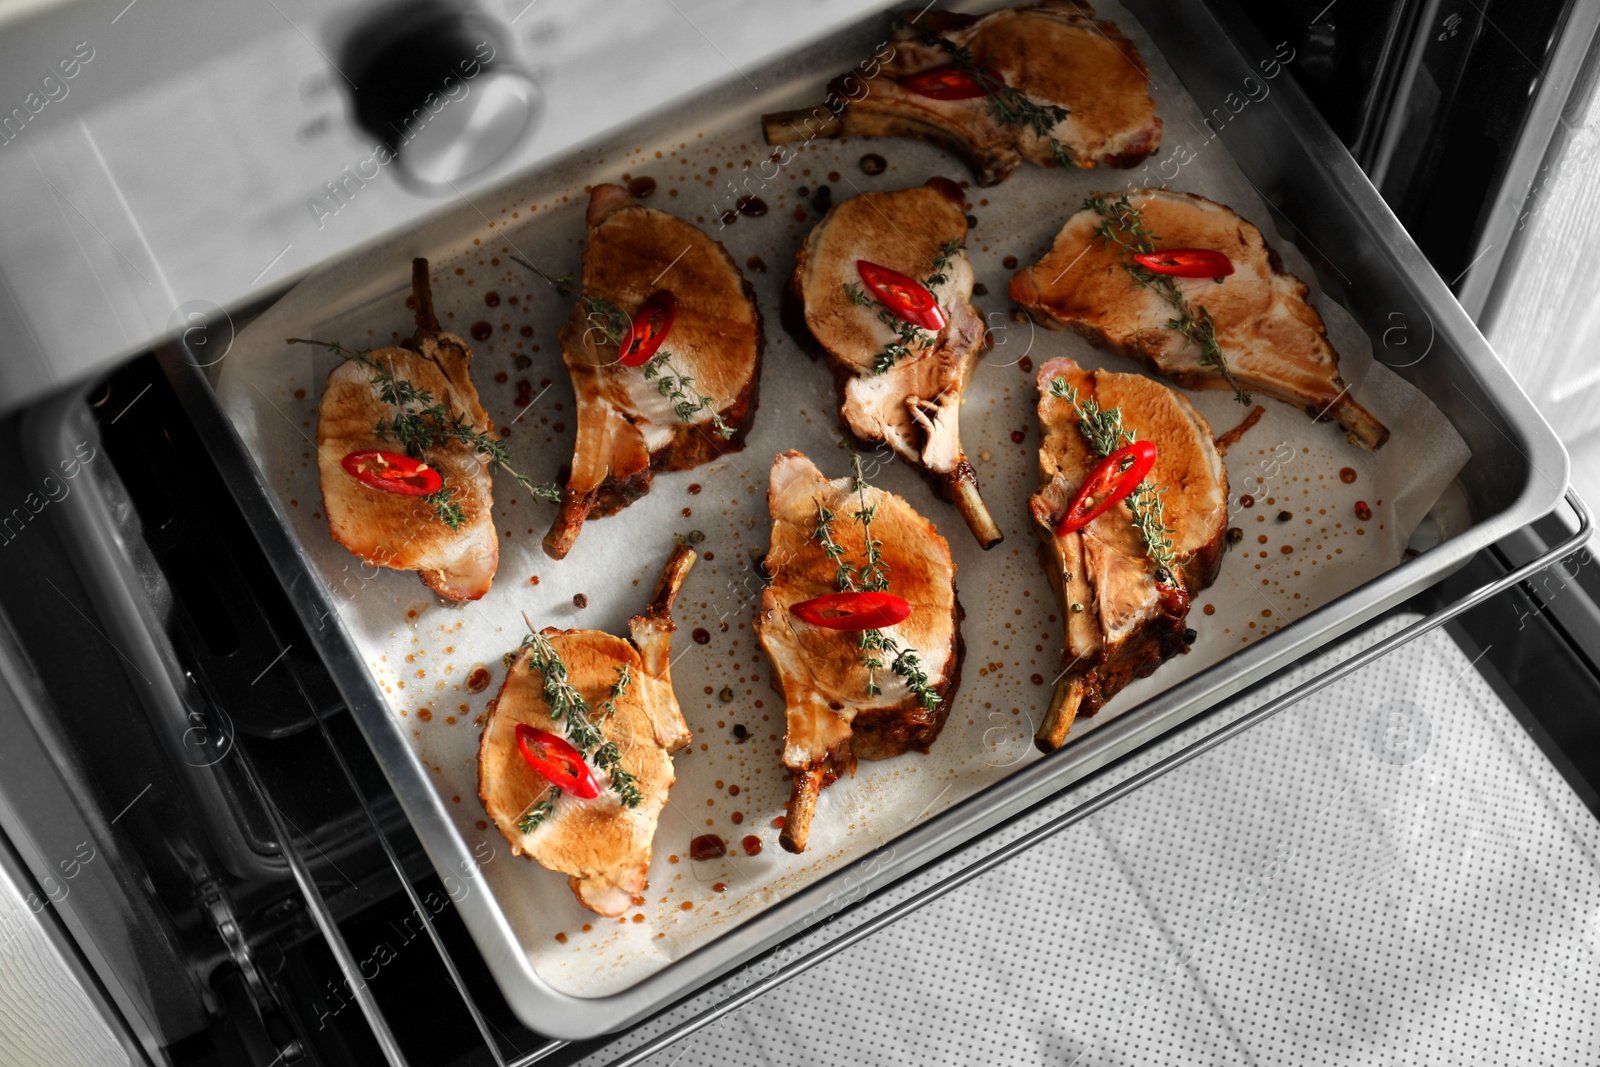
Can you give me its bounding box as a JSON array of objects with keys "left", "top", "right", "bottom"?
[
  {"left": 515, "top": 629, "right": 644, "bottom": 823},
  {"left": 289, "top": 338, "right": 562, "bottom": 529},
  {"left": 1049, "top": 378, "right": 1177, "bottom": 583},
  {"left": 809, "top": 460, "right": 943, "bottom": 709},
  {"left": 581, "top": 295, "right": 732, "bottom": 439},
  {"left": 894, "top": 18, "right": 1075, "bottom": 169},
  {"left": 843, "top": 239, "right": 963, "bottom": 374},
  {"left": 1083, "top": 196, "right": 1252, "bottom": 405},
  {"left": 596, "top": 663, "right": 632, "bottom": 721},
  {"left": 517, "top": 793, "right": 558, "bottom": 835}
]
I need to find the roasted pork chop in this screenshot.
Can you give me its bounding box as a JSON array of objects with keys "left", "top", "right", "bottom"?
[
  {"left": 317, "top": 259, "right": 499, "bottom": 601},
  {"left": 1031, "top": 357, "right": 1227, "bottom": 750},
  {"left": 478, "top": 545, "right": 695, "bottom": 916},
  {"left": 544, "top": 184, "right": 762, "bottom": 559},
  {"left": 1010, "top": 190, "right": 1390, "bottom": 449},
  {"left": 754, "top": 451, "right": 962, "bottom": 853},
  {"left": 788, "top": 180, "right": 1002, "bottom": 548},
  {"left": 763, "top": 2, "right": 1160, "bottom": 185}
]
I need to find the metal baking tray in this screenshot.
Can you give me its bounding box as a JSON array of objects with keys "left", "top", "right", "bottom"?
[{"left": 173, "top": 0, "right": 1568, "bottom": 1040}]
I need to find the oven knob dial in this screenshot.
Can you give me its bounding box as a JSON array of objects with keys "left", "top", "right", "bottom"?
[{"left": 341, "top": 3, "right": 541, "bottom": 194}]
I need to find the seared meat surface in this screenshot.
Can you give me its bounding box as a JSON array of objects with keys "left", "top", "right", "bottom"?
[
  {"left": 1010, "top": 189, "right": 1390, "bottom": 449},
  {"left": 788, "top": 181, "right": 1002, "bottom": 548},
  {"left": 545, "top": 184, "right": 762, "bottom": 559},
  {"left": 317, "top": 259, "right": 499, "bottom": 601},
  {"left": 1031, "top": 358, "right": 1227, "bottom": 750},
  {"left": 754, "top": 451, "right": 962, "bottom": 853},
  {"left": 763, "top": 1, "right": 1161, "bottom": 185},
  {"left": 477, "top": 546, "right": 695, "bottom": 916}
]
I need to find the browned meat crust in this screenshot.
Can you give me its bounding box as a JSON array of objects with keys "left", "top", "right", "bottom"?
[
  {"left": 753, "top": 451, "right": 963, "bottom": 853},
  {"left": 1010, "top": 189, "right": 1389, "bottom": 450},
  {"left": 317, "top": 259, "right": 499, "bottom": 601},
  {"left": 544, "top": 185, "right": 763, "bottom": 558},
  {"left": 762, "top": 2, "right": 1161, "bottom": 185},
  {"left": 1030, "top": 358, "right": 1228, "bottom": 750},
  {"left": 477, "top": 545, "right": 696, "bottom": 916}
]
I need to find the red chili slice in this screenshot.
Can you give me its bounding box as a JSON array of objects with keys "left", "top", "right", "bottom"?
[
  {"left": 515, "top": 724, "right": 601, "bottom": 800},
  {"left": 789, "top": 591, "right": 913, "bottom": 631},
  {"left": 1132, "top": 248, "right": 1235, "bottom": 278},
  {"left": 618, "top": 290, "right": 677, "bottom": 368},
  {"left": 856, "top": 260, "right": 947, "bottom": 332},
  {"left": 1056, "top": 440, "right": 1159, "bottom": 535},
  {"left": 340, "top": 450, "right": 443, "bottom": 497},
  {"left": 902, "top": 63, "right": 993, "bottom": 100}
]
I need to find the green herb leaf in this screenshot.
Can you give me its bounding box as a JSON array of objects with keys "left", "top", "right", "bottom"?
[
  {"left": 518, "top": 631, "right": 643, "bottom": 809},
  {"left": 1083, "top": 195, "right": 1252, "bottom": 405},
  {"left": 1049, "top": 378, "right": 1177, "bottom": 583}
]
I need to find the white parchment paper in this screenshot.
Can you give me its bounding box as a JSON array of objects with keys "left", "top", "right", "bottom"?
[{"left": 215, "top": 0, "right": 1469, "bottom": 997}]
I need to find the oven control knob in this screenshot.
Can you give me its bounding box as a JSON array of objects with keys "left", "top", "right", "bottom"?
[{"left": 341, "top": 3, "right": 541, "bottom": 193}]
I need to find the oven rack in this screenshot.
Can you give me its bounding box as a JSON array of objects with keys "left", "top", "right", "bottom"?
[{"left": 161, "top": 335, "right": 1589, "bottom": 1065}]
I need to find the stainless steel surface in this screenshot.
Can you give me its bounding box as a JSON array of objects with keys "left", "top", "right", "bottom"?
[
  {"left": 1454, "top": 0, "right": 1600, "bottom": 319},
  {"left": 168, "top": 0, "right": 1573, "bottom": 1040},
  {"left": 592, "top": 491, "right": 1592, "bottom": 1067},
  {"left": 0, "top": 0, "right": 895, "bottom": 416}
]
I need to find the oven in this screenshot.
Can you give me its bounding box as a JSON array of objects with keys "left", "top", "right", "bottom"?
[{"left": 2, "top": 1, "right": 1598, "bottom": 1064}]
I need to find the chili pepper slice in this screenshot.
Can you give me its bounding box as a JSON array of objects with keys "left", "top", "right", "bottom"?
[
  {"left": 789, "top": 591, "right": 913, "bottom": 631},
  {"left": 618, "top": 290, "right": 677, "bottom": 368},
  {"left": 515, "top": 724, "right": 601, "bottom": 800},
  {"left": 1056, "top": 440, "right": 1159, "bottom": 535},
  {"left": 901, "top": 63, "right": 993, "bottom": 100},
  {"left": 340, "top": 450, "right": 443, "bottom": 497},
  {"left": 1132, "top": 248, "right": 1235, "bottom": 278},
  {"left": 856, "top": 260, "right": 947, "bottom": 332}
]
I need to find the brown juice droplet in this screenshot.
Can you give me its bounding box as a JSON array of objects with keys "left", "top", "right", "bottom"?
[
  {"left": 470, "top": 321, "right": 493, "bottom": 341},
  {"left": 1002, "top": 255, "right": 1018, "bottom": 269},
  {"left": 688, "top": 483, "right": 702, "bottom": 494},
  {"left": 728, "top": 784, "right": 740, "bottom": 796},
  {"left": 554, "top": 932, "right": 567, "bottom": 943},
  {"left": 680, "top": 900, "right": 694, "bottom": 911},
  {"left": 731, "top": 812, "right": 744, "bottom": 824},
  {"left": 1339, "top": 467, "right": 1358, "bottom": 484},
  {"left": 827, "top": 170, "right": 841, "bottom": 182},
  {"left": 1354, "top": 500, "right": 1372, "bottom": 521},
  {"left": 1239, "top": 494, "right": 1255, "bottom": 508},
  {"left": 1203, "top": 603, "right": 1216, "bottom": 615},
  {"left": 627, "top": 175, "right": 657, "bottom": 198},
  {"left": 746, "top": 255, "right": 767, "bottom": 273},
  {"left": 466, "top": 666, "right": 492, "bottom": 693},
  {"left": 690, "top": 834, "right": 727, "bottom": 860},
  {"left": 860, "top": 152, "right": 887, "bottom": 175},
  {"left": 484, "top": 291, "right": 501, "bottom": 307},
  {"left": 925, "top": 176, "right": 964, "bottom": 204},
  {"left": 736, "top": 195, "right": 768, "bottom": 217},
  {"left": 742, "top": 835, "right": 763, "bottom": 856},
  {"left": 520, "top": 324, "right": 534, "bottom": 338},
  {"left": 772, "top": 816, "right": 785, "bottom": 829},
  {"left": 692, "top": 628, "right": 711, "bottom": 645},
  {"left": 416, "top": 708, "right": 432, "bottom": 722}
]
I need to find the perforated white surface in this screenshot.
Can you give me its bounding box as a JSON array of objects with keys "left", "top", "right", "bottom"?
[{"left": 596, "top": 619, "right": 1600, "bottom": 1065}]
